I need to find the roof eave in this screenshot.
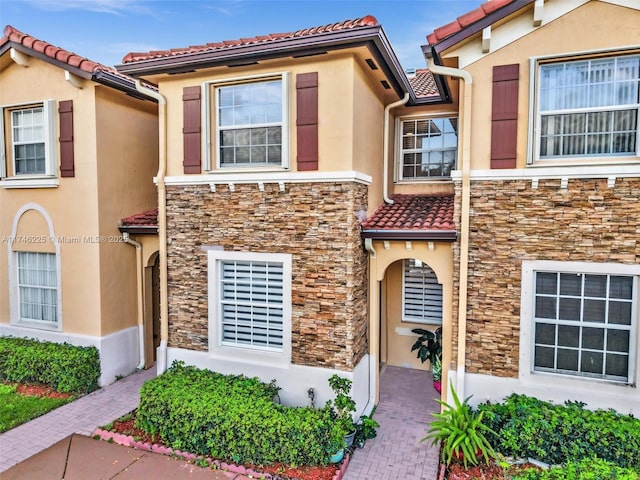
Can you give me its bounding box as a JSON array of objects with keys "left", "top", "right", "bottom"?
[
  {"left": 2, "top": 42, "right": 157, "bottom": 102},
  {"left": 116, "top": 26, "right": 414, "bottom": 100},
  {"left": 431, "top": 0, "right": 534, "bottom": 57},
  {"left": 360, "top": 229, "right": 457, "bottom": 241},
  {"left": 118, "top": 225, "right": 159, "bottom": 234}
]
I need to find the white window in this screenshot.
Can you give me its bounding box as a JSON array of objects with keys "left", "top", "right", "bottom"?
[
  {"left": 523, "top": 261, "right": 637, "bottom": 384},
  {"left": 535, "top": 54, "right": 639, "bottom": 161},
  {"left": 0, "top": 100, "right": 56, "bottom": 179},
  {"left": 210, "top": 76, "right": 288, "bottom": 170},
  {"left": 207, "top": 250, "right": 292, "bottom": 362},
  {"left": 398, "top": 117, "right": 457, "bottom": 180},
  {"left": 402, "top": 259, "right": 443, "bottom": 324},
  {"left": 17, "top": 252, "right": 58, "bottom": 325}
]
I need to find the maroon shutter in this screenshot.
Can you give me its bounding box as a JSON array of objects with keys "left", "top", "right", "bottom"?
[
  {"left": 183, "top": 86, "right": 201, "bottom": 174},
  {"left": 490, "top": 64, "right": 519, "bottom": 169},
  {"left": 296, "top": 72, "right": 318, "bottom": 171},
  {"left": 58, "top": 100, "right": 74, "bottom": 177}
]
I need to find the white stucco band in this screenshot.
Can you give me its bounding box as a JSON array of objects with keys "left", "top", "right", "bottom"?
[
  {"left": 447, "top": 370, "right": 640, "bottom": 417},
  {"left": 0, "top": 324, "right": 141, "bottom": 387},
  {"left": 165, "top": 347, "right": 371, "bottom": 417}
]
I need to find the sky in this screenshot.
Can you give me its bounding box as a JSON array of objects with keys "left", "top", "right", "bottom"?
[{"left": 0, "top": 0, "right": 482, "bottom": 71}]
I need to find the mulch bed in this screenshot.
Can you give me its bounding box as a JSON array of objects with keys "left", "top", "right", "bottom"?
[
  {"left": 445, "top": 461, "right": 541, "bottom": 479},
  {"left": 106, "top": 411, "right": 341, "bottom": 480},
  {"left": 11, "top": 382, "right": 74, "bottom": 400}
]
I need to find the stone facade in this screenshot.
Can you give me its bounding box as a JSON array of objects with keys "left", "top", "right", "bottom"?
[
  {"left": 452, "top": 177, "right": 640, "bottom": 378},
  {"left": 165, "top": 181, "right": 369, "bottom": 371}
]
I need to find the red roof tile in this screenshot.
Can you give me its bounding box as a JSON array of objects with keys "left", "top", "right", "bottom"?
[
  {"left": 426, "top": 0, "right": 516, "bottom": 45},
  {"left": 1, "top": 25, "right": 157, "bottom": 94},
  {"left": 362, "top": 194, "right": 455, "bottom": 233},
  {"left": 120, "top": 208, "right": 158, "bottom": 227},
  {"left": 121, "top": 16, "right": 379, "bottom": 63},
  {"left": 409, "top": 69, "right": 439, "bottom": 98}
]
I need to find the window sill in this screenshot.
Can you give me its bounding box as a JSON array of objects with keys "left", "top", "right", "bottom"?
[
  {"left": 1, "top": 176, "right": 59, "bottom": 189},
  {"left": 394, "top": 178, "right": 454, "bottom": 184},
  {"left": 529, "top": 157, "right": 640, "bottom": 169},
  {"left": 12, "top": 320, "right": 61, "bottom": 332}
]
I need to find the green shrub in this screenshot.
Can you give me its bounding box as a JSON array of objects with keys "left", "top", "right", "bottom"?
[
  {"left": 512, "top": 457, "right": 639, "bottom": 480},
  {"left": 135, "top": 361, "right": 337, "bottom": 466},
  {"left": 0, "top": 337, "right": 100, "bottom": 394},
  {"left": 478, "top": 394, "right": 640, "bottom": 469}
]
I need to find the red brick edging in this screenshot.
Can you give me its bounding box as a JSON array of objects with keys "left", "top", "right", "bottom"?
[{"left": 92, "top": 428, "right": 349, "bottom": 480}]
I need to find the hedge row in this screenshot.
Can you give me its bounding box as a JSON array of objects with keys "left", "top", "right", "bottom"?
[
  {"left": 512, "top": 457, "right": 639, "bottom": 480},
  {"left": 478, "top": 394, "right": 640, "bottom": 469},
  {"left": 0, "top": 337, "right": 100, "bottom": 393},
  {"left": 135, "top": 362, "right": 339, "bottom": 466}
]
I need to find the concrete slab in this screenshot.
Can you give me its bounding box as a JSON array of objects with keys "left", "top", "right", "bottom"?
[
  {"left": 63, "top": 434, "right": 145, "bottom": 480},
  {"left": 1, "top": 436, "right": 70, "bottom": 480}
]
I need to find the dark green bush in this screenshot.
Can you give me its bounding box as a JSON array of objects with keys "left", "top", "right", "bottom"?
[
  {"left": 135, "top": 361, "right": 339, "bottom": 466},
  {"left": 478, "top": 394, "right": 640, "bottom": 469},
  {"left": 0, "top": 337, "right": 100, "bottom": 393},
  {"left": 512, "top": 457, "right": 639, "bottom": 480}
]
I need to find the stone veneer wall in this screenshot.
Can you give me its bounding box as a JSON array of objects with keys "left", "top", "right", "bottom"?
[
  {"left": 165, "top": 181, "right": 369, "bottom": 371},
  {"left": 452, "top": 177, "right": 640, "bottom": 378}
]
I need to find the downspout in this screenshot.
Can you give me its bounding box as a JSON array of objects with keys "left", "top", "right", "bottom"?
[
  {"left": 122, "top": 232, "right": 145, "bottom": 371},
  {"left": 425, "top": 59, "right": 472, "bottom": 399},
  {"left": 383, "top": 93, "right": 410, "bottom": 204},
  {"left": 134, "top": 80, "right": 169, "bottom": 374}
]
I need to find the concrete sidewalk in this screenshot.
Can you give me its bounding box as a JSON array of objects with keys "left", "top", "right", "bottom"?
[
  {"left": 1, "top": 434, "right": 249, "bottom": 480},
  {"left": 0, "top": 367, "right": 157, "bottom": 473}
]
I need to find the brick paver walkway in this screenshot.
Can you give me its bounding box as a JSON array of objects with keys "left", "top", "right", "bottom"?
[
  {"left": 0, "top": 367, "right": 156, "bottom": 472},
  {"left": 343, "top": 365, "right": 441, "bottom": 480}
]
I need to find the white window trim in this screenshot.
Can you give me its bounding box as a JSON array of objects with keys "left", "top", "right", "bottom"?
[
  {"left": 527, "top": 47, "right": 640, "bottom": 166},
  {"left": 0, "top": 100, "right": 57, "bottom": 185},
  {"left": 394, "top": 113, "right": 458, "bottom": 183},
  {"left": 401, "top": 259, "right": 443, "bottom": 325},
  {"left": 8, "top": 203, "right": 62, "bottom": 331},
  {"left": 520, "top": 260, "right": 639, "bottom": 387},
  {"left": 203, "top": 72, "right": 290, "bottom": 173},
  {"left": 207, "top": 249, "right": 292, "bottom": 367}
]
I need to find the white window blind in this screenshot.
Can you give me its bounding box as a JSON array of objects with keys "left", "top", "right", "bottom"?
[
  {"left": 17, "top": 252, "right": 58, "bottom": 324},
  {"left": 219, "top": 260, "right": 284, "bottom": 350},
  {"left": 538, "top": 55, "right": 639, "bottom": 159},
  {"left": 403, "top": 259, "right": 443, "bottom": 324}
]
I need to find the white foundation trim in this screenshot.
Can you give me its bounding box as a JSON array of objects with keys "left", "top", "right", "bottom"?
[
  {"left": 0, "top": 325, "right": 141, "bottom": 387},
  {"left": 165, "top": 347, "right": 370, "bottom": 415},
  {"left": 161, "top": 171, "right": 372, "bottom": 187}
]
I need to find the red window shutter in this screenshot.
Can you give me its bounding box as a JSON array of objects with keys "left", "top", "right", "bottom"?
[
  {"left": 58, "top": 100, "right": 74, "bottom": 177},
  {"left": 183, "top": 86, "right": 201, "bottom": 174},
  {"left": 296, "top": 72, "right": 318, "bottom": 171},
  {"left": 490, "top": 64, "right": 519, "bottom": 169}
]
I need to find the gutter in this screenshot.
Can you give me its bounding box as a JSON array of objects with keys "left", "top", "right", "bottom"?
[
  {"left": 363, "top": 238, "right": 377, "bottom": 417},
  {"left": 383, "top": 93, "right": 409, "bottom": 203},
  {"left": 425, "top": 57, "right": 472, "bottom": 400},
  {"left": 122, "top": 232, "right": 145, "bottom": 371},
  {"left": 133, "top": 80, "right": 169, "bottom": 375}
]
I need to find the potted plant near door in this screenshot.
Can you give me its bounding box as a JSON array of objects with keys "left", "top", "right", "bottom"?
[
  {"left": 327, "top": 374, "right": 357, "bottom": 448},
  {"left": 410, "top": 326, "right": 442, "bottom": 392}
]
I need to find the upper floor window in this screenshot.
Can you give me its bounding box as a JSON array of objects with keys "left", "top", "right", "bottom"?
[
  {"left": 0, "top": 100, "right": 57, "bottom": 182},
  {"left": 536, "top": 54, "right": 639, "bottom": 160},
  {"left": 398, "top": 117, "right": 457, "bottom": 180},
  {"left": 212, "top": 76, "right": 287, "bottom": 169}
]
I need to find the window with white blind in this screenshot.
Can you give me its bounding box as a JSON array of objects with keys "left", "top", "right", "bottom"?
[
  {"left": 521, "top": 261, "right": 638, "bottom": 385},
  {"left": 535, "top": 53, "right": 639, "bottom": 161},
  {"left": 402, "top": 259, "right": 443, "bottom": 324},
  {"left": 212, "top": 76, "right": 287, "bottom": 169},
  {"left": 207, "top": 250, "right": 292, "bottom": 360},
  {"left": 17, "top": 252, "right": 58, "bottom": 325},
  {"left": 398, "top": 117, "right": 457, "bottom": 180}
]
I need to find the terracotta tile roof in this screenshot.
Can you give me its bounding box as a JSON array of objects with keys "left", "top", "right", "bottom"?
[
  {"left": 121, "top": 16, "right": 379, "bottom": 64},
  {"left": 120, "top": 208, "right": 158, "bottom": 227},
  {"left": 361, "top": 194, "right": 456, "bottom": 240},
  {"left": 1, "top": 25, "right": 157, "bottom": 96},
  {"left": 426, "top": 0, "right": 516, "bottom": 45},
  {"left": 409, "top": 69, "right": 438, "bottom": 98}
]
